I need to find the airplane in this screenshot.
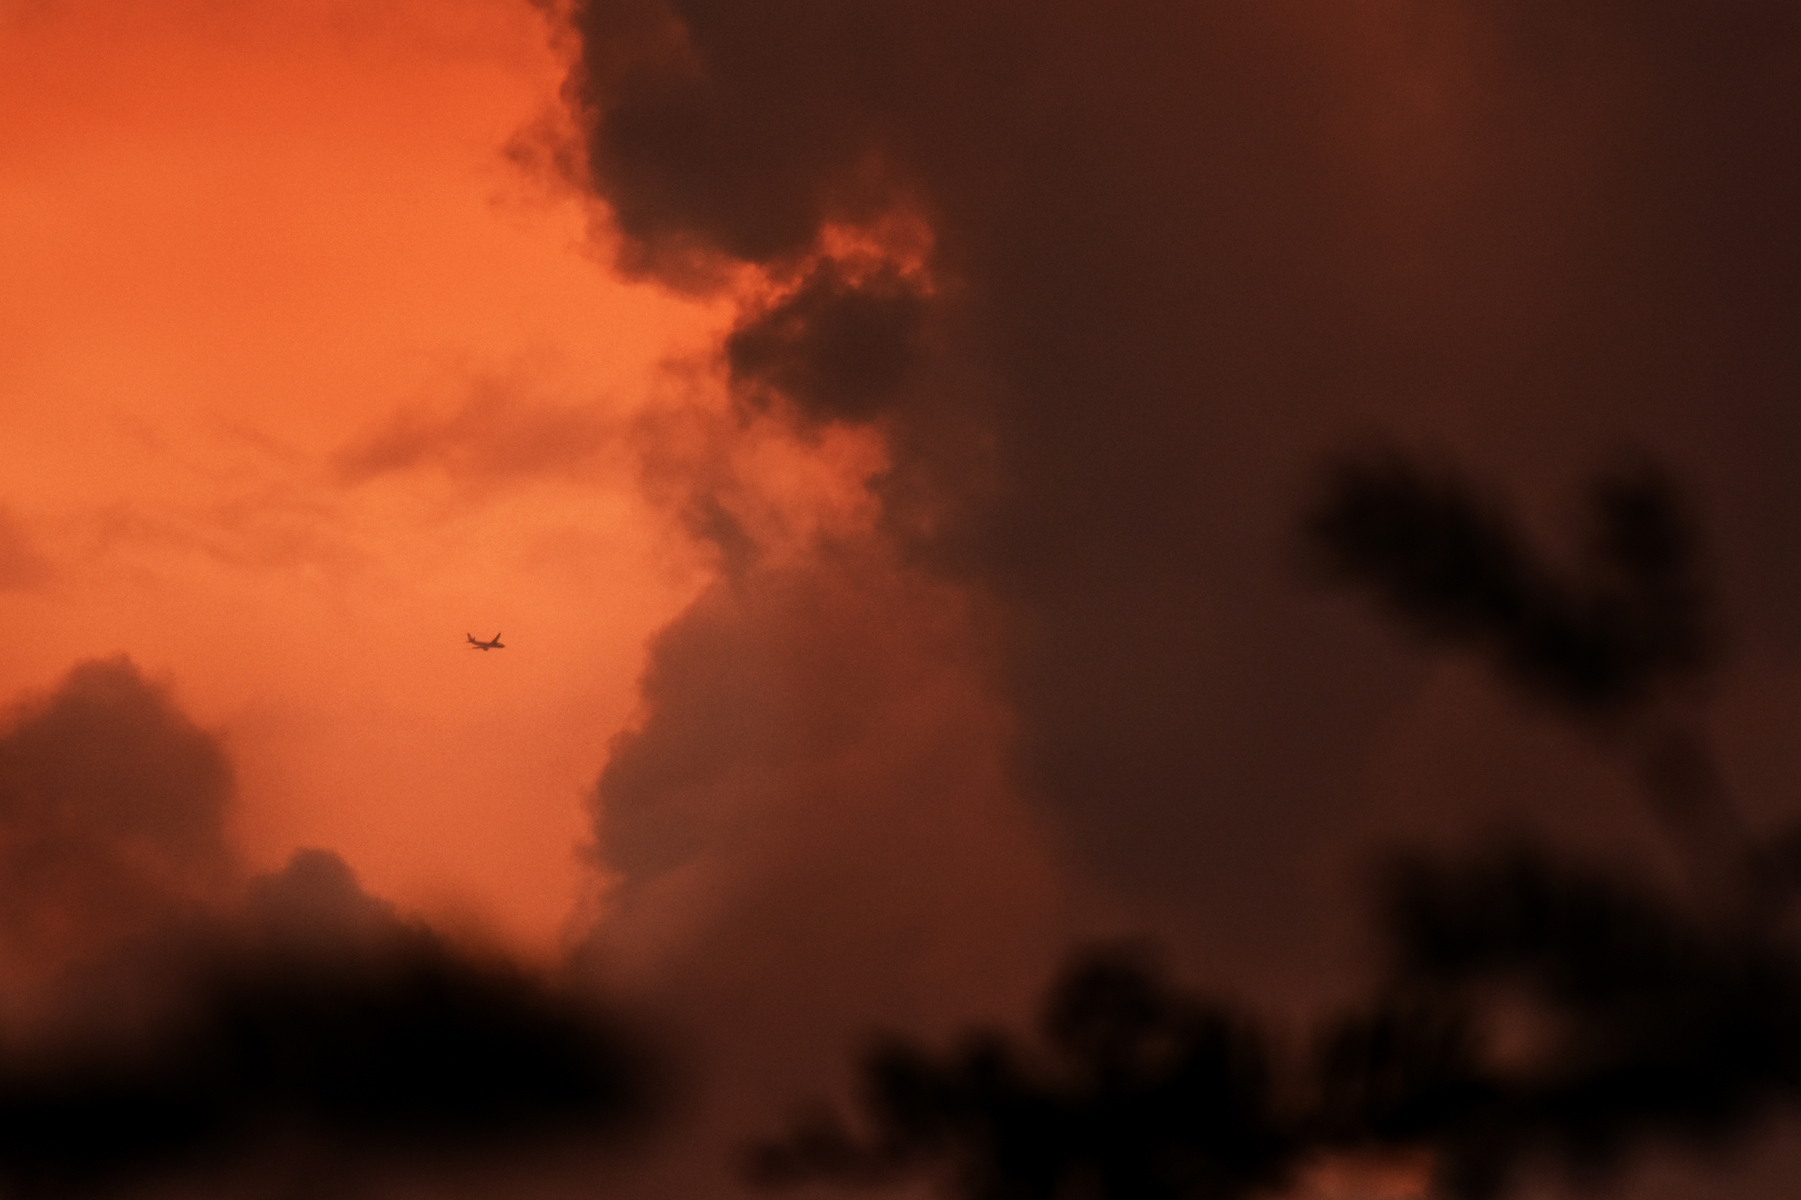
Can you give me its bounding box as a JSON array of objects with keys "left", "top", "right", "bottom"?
[{"left": 467, "top": 632, "right": 505, "bottom": 651}]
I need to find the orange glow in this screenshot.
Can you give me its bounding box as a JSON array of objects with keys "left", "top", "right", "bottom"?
[
  {"left": 1289, "top": 1152, "right": 1434, "bottom": 1200},
  {"left": 815, "top": 208, "right": 938, "bottom": 289},
  {"left": 0, "top": 0, "right": 744, "bottom": 955}
]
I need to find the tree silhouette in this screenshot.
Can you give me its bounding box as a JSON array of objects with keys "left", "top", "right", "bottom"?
[
  {"left": 749, "top": 448, "right": 1801, "bottom": 1199},
  {"left": 1303, "top": 452, "right": 1712, "bottom": 716},
  {"left": 746, "top": 946, "right": 1292, "bottom": 1200},
  {"left": 1299, "top": 450, "right": 1801, "bottom": 1196}
]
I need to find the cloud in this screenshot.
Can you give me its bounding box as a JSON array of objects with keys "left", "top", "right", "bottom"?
[
  {"left": 551, "top": 4, "right": 1801, "bottom": 1195},
  {"left": 581, "top": 544, "right": 1077, "bottom": 1196},
  {"left": 0, "top": 657, "right": 238, "bottom": 1002},
  {"left": 726, "top": 257, "right": 931, "bottom": 425},
  {"left": 334, "top": 378, "right": 619, "bottom": 486},
  {"left": 0, "top": 847, "right": 661, "bottom": 1198},
  {"left": 0, "top": 659, "right": 665, "bottom": 1197},
  {"left": 562, "top": 0, "right": 1801, "bottom": 998},
  {"left": 0, "top": 507, "right": 51, "bottom": 590}
]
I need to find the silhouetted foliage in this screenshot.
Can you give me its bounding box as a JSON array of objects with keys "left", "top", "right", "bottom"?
[
  {"left": 1315, "top": 844, "right": 1801, "bottom": 1197},
  {"left": 1304, "top": 453, "right": 1712, "bottom": 714},
  {"left": 747, "top": 947, "right": 1292, "bottom": 1200},
  {"left": 752, "top": 451, "right": 1801, "bottom": 1200},
  {"left": 1295, "top": 452, "right": 1801, "bottom": 1194}
]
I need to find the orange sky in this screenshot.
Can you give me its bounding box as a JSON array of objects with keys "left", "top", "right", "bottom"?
[
  {"left": 0, "top": 0, "right": 756, "bottom": 953},
  {"left": 7, "top": 2, "right": 1801, "bottom": 1196}
]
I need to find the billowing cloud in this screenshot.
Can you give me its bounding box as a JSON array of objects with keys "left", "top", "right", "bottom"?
[
  {"left": 563, "top": 0, "right": 1801, "bottom": 1001},
  {"left": 0, "top": 848, "right": 661, "bottom": 1198},
  {"left": 0, "top": 0, "right": 1793, "bottom": 1195},
  {"left": 726, "top": 258, "right": 932, "bottom": 424},
  {"left": 0, "top": 660, "right": 663, "bottom": 1197},
  {"left": 0, "top": 657, "right": 238, "bottom": 1005},
  {"left": 583, "top": 546, "right": 1078, "bottom": 1199},
  {"left": 551, "top": 9, "right": 1801, "bottom": 1197}
]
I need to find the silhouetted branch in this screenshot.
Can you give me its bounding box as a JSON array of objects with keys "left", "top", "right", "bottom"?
[
  {"left": 1318, "top": 844, "right": 1801, "bottom": 1197},
  {"left": 752, "top": 452, "right": 1801, "bottom": 1200},
  {"left": 1307, "top": 449, "right": 1749, "bottom": 903},
  {"left": 747, "top": 947, "right": 1294, "bottom": 1200},
  {"left": 1304, "top": 452, "right": 1713, "bottom": 716}
]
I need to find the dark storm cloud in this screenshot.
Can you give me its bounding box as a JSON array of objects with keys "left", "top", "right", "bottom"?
[
  {"left": 567, "top": 1, "right": 1013, "bottom": 275},
  {"left": 0, "top": 662, "right": 664, "bottom": 1197},
  {"left": 568, "top": 0, "right": 1399, "bottom": 998},
  {"left": 583, "top": 548, "right": 1072, "bottom": 1198},
  {"left": 0, "top": 849, "right": 660, "bottom": 1198},
  {"left": 0, "top": 657, "right": 237, "bottom": 992},
  {"left": 564, "top": 0, "right": 1801, "bottom": 1002},
  {"left": 726, "top": 259, "right": 930, "bottom": 425},
  {"left": 591, "top": 550, "right": 1055, "bottom": 897}
]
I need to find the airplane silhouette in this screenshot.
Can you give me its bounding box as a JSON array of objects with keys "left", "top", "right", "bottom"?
[{"left": 467, "top": 632, "right": 505, "bottom": 650}]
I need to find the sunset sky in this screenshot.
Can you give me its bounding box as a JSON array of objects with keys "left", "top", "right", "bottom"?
[
  {"left": 5, "top": 0, "right": 1801, "bottom": 1197},
  {"left": 0, "top": 0, "right": 738, "bottom": 950}
]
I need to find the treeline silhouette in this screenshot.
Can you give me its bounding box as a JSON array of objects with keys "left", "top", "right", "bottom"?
[{"left": 748, "top": 448, "right": 1801, "bottom": 1199}]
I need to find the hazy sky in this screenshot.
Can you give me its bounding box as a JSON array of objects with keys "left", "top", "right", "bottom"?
[
  {"left": 5, "top": 1, "right": 1801, "bottom": 1197},
  {"left": 0, "top": 0, "right": 741, "bottom": 952}
]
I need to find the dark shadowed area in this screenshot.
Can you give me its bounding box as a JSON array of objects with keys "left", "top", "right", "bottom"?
[
  {"left": 742, "top": 457, "right": 1801, "bottom": 1200},
  {"left": 4, "top": 0, "right": 1800, "bottom": 1196},
  {"left": 565, "top": 0, "right": 1801, "bottom": 999},
  {"left": 555, "top": 1, "right": 1801, "bottom": 1196},
  {"left": 0, "top": 660, "right": 665, "bottom": 1199},
  {"left": 0, "top": 852, "right": 661, "bottom": 1198},
  {"left": 0, "top": 658, "right": 238, "bottom": 1007}
]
